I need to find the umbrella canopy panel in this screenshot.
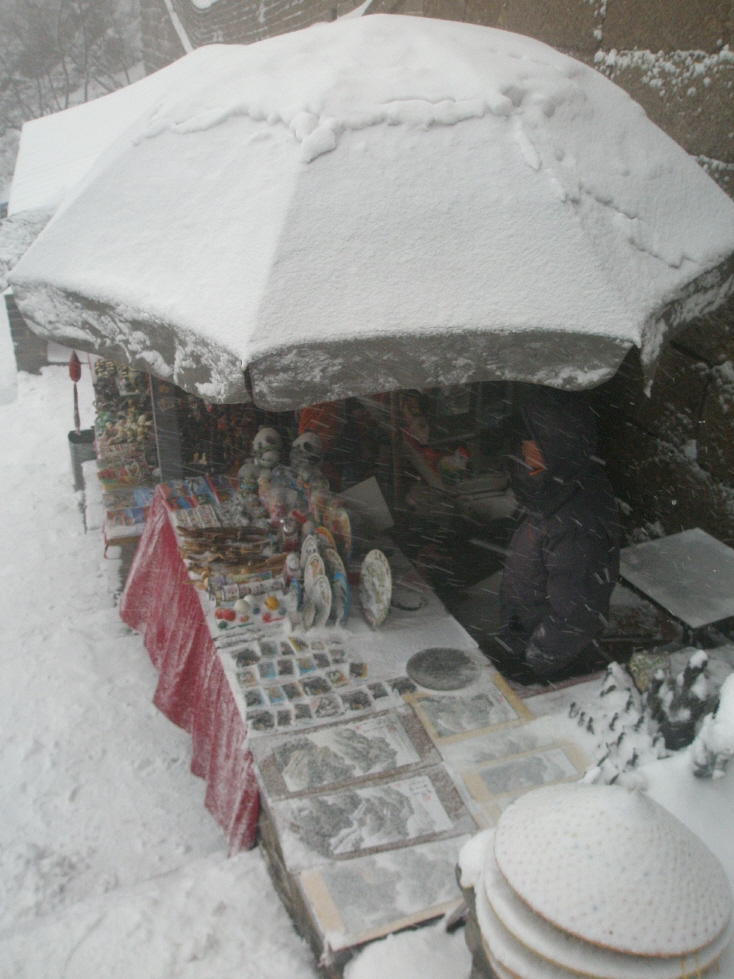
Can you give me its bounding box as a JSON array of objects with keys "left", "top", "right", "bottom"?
[
  {"left": 7, "top": 50, "right": 228, "bottom": 218},
  {"left": 10, "top": 16, "right": 734, "bottom": 407}
]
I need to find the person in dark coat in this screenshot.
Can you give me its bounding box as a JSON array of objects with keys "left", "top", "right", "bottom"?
[{"left": 496, "top": 386, "right": 620, "bottom": 681}]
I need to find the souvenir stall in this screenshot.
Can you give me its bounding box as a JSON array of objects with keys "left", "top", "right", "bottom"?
[
  {"left": 85, "top": 365, "right": 734, "bottom": 973},
  {"left": 118, "top": 411, "right": 605, "bottom": 971},
  {"left": 10, "top": 17, "right": 734, "bottom": 976}
]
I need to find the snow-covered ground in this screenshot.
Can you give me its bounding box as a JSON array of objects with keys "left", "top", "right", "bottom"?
[{"left": 0, "top": 362, "right": 471, "bottom": 977}]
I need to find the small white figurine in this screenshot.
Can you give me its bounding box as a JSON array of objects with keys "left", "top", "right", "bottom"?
[
  {"left": 252, "top": 427, "right": 282, "bottom": 472},
  {"left": 285, "top": 552, "right": 301, "bottom": 580},
  {"left": 238, "top": 459, "right": 259, "bottom": 492},
  {"left": 290, "top": 431, "right": 323, "bottom": 474}
]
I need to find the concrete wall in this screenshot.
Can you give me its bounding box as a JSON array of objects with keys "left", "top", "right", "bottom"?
[{"left": 139, "top": 0, "right": 734, "bottom": 543}]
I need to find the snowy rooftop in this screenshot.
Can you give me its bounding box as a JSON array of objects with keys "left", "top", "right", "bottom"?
[{"left": 9, "top": 16, "right": 734, "bottom": 407}]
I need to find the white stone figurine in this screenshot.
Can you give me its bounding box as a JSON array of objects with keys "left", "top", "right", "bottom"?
[
  {"left": 290, "top": 431, "right": 323, "bottom": 474},
  {"left": 252, "top": 427, "right": 282, "bottom": 472},
  {"left": 237, "top": 459, "right": 259, "bottom": 491}
]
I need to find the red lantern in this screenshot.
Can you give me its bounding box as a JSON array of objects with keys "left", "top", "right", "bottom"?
[{"left": 69, "top": 351, "right": 82, "bottom": 383}]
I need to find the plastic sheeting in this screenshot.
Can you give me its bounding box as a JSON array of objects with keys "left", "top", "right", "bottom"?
[{"left": 120, "top": 490, "right": 259, "bottom": 851}]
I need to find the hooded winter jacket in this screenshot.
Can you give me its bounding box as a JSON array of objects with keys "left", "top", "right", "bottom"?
[{"left": 498, "top": 386, "right": 620, "bottom": 678}]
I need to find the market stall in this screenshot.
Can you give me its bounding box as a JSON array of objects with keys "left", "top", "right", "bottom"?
[
  {"left": 8, "top": 14, "right": 734, "bottom": 975},
  {"left": 116, "top": 456, "right": 600, "bottom": 969}
]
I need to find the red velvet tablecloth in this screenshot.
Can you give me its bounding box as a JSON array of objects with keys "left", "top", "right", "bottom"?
[{"left": 119, "top": 489, "right": 259, "bottom": 851}]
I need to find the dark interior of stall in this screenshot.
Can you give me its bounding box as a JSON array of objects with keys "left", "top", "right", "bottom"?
[{"left": 96, "top": 357, "right": 702, "bottom": 694}]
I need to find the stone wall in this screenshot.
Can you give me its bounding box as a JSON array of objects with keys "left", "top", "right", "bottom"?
[
  {"left": 139, "top": 0, "right": 734, "bottom": 544},
  {"left": 373, "top": 0, "right": 734, "bottom": 177},
  {"left": 591, "top": 295, "right": 734, "bottom": 546}
]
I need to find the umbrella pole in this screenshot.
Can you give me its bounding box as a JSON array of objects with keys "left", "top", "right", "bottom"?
[
  {"left": 73, "top": 383, "right": 80, "bottom": 434},
  {"left": 390, "top": 391, "right": 404, "bottom": 525}
]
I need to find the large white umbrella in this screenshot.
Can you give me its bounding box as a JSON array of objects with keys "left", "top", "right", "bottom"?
[{"left": 9, "top": 15, "right": 734, "bottom": 408}]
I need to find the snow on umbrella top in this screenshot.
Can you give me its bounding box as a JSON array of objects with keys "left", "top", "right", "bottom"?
[{"left": 9, "top": 15, "right": 734, "bottom": 407}]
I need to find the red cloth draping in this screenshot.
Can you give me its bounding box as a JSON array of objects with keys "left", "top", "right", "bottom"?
[{"left": 120, "top": 488, "right": 259, "bottom": 851}]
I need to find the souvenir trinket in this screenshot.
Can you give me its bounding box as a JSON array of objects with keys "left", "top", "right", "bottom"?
[
  {"left": 331, "top": 571, "right": 350, "bottom": 626},
  {"left": 406, "top": 648, "right": 480, "bottom": 690},
  {"left": 315, "top": 526, "right": 336, "bottom": 552},
  {"left": 326, "top": 506, "right": 352, "bottom": 562},
  {"left": 215, "top": 607, "right": 236, "bottom": 622},
  {"left": 238, "top": 460, "right": 259, "bottom": 492},
  {"left": 359, "top": 549, "right": 392, "bottom": 628},
  {"left": 300, "top": 534, "right": 320, "bottom": 569},
  {"left": 284, "top": 553, "right": 301, "bottom": 580},
  {"left": 233, "top": 597, "right": 251, "bottom": 616},
  {"left": 304, "top": 553, "right": 326, "bottom": 597},
  {"left": 252, "top": 427, "right": 282, "bottom": 471},
  {"left": 285, "top": 578, "right": 303, "bottom": 611},
  {"left": 322, "top": 546, "right": 345, "bottom": 580},
  {"left": 290, "top": 431, "right": 323, "bottom": 473},
  {"left": 301, "top": 600, "right": 316, "bottom": 631},
  {"left": 311, "top": 574, "right": 332, "bottom": 628}
]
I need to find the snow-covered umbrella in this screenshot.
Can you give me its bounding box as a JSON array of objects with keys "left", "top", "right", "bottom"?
[{"left": 9, "top": 16, "right": 734, "bottom": 409}]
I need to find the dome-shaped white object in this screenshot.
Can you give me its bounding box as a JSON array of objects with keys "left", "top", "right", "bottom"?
[
  {"left": 494, "top": 783, "right": 732, "bottom": 957},
  {"left": 483, "top": 828, "right": 732, "bottom": 978}
]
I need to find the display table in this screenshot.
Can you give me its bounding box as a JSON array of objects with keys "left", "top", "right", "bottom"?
[
  {"left": 119, "top": 485, "right": 596, "bottom": 970},
  {"left": 120, "top": 490, "right": 260, "bottom": 851}
]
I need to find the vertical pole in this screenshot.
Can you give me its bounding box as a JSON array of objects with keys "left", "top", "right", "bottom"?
[
  {"left": 390, "top": 390, "right": 403, "bottom": 524},
  {"left": 69, "top": 351, "right": 82, "bottom": 432},
  {"left": 73, "top": 383, "right": 80, "bottom": 433}
]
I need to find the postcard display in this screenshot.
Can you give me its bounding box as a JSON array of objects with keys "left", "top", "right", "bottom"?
[
  {"left": 163, "top": 467, "right": 591, "bottom": 964},
  {"left": 91, "top": 360, "right": 157, "bottom": 545}
]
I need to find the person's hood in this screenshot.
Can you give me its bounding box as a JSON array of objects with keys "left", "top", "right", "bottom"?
[{"left": 508, "top": 386, "right": 602, "bottom": 517}]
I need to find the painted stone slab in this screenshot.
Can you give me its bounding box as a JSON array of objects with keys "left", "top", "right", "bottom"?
[
  {"left": 299, "top": 835, "right": 470, "bottom": 952},
  {"left": 461, "top": 743, "right": 588, "bottom": 826},
  {"left": 408, "top": 673, "right": 532, "bottom": 744},
  {"left": 620, "top": 528, "right": 734, "bottom": 629},
  {"left": 251, "top": 707, "right": 438, "bottom": 799},
  {"left": 274, "top": 765, "right": 475, "bottom": 869}
]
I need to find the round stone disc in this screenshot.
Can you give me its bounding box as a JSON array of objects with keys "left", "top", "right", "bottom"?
[
  {"left": 482, "top": 828, "right": 732, "bottom": 979},
  {"left": 406, "top": 647, "right": 480, "bottom": 690},
  {"left": 494, "top": 782, "right": 733, "bottom": 958}
]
